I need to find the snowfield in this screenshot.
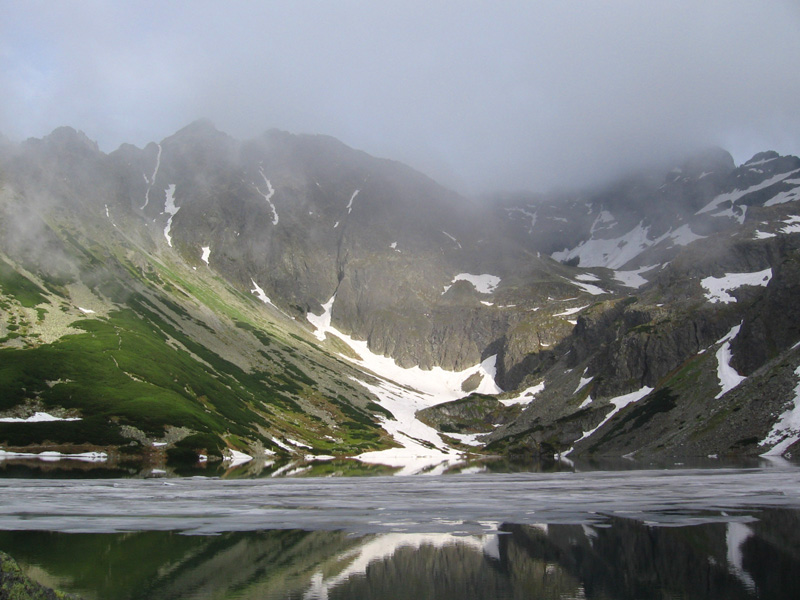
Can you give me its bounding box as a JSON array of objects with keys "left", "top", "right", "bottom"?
[
  {"left": 443, "top": 273, "right": 501, "bottom": 294},
  {"left": 701, "top": 269, "right": 772, "bottom": 304},
  {"left": 308, "top": 295, "right": 503, "bottom": 473},
  {"left": 564, "top": 386, "right": 654, "bottom": 455},
  {"left": 760, "top": 365, "right": 800, "bottom": 456},
  {"left": 162, "top": 184, "right": 179, "bottom": 247},
  {"left": 697, "top": 169, "right": 800, "bottom": 216},
  {"left": 714, "top": 324, "right": 745, "bottom": 399},
  {"left": 0, "top": 412, "right": 81, "bottom": 423}
]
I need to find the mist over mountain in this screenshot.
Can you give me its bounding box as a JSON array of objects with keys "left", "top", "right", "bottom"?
[
  {"left": 3, "top": 3, "right": 800, "bottom": 195},
  {"left": 1, "top": 121, "right": 800, "bottom": 475}
]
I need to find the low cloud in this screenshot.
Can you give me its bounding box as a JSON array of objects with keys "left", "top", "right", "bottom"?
[{"left": 2, "top": 1, "right": 799, "bottom": 194}]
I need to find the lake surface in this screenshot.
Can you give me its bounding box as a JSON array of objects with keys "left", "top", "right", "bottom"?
[{"left": 1, "top": 466, "right": 799, "bottom": 599}]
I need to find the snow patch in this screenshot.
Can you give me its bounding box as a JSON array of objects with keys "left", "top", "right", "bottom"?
[
  {"left": 505, "top": 206, "right": 537, "bottom": 233},
  {"left": 78, "top": 307, "right": 95, "bottom": 314},
  {"left": 698, "top": 169, "right": 800, "bottom": 215},
  {"left": 200, "top": 246, "right": 211, "bottom": 265},
  {"left": 443, "top": 273, "right": 501, "bottom": 294},
  {"left": 565, "top": 386, "right": 654, "bottom": 454},
  {"left": 714, "top": 324, "right": 745, "bottom": 399},
  {"left": 590, "top": 210, "right": 616, "bottom": 234},
  {"left": 346, "top": 189, "right": 359, "bottom": 214},
  {"left": 554, "top": 305, "right": 588, "bottom": 317},
  {"left": 441, "top": 231, "right": 462, "bottom": 249},
  {"left": 614, "top": 266, "right": 656, "bottom": 289},
  {"left": 701, "top": 269, "right": 772, "bottom": 304},
  {"left": 0, "top": 412, "right": 81, "bottom": 423},
  {"left": 764, "top": 186, "right": 800, "bottom": 207},
  {"left": 760, "top": 365, "right": 800, "bottom": 456},
  {"left": 669, "top": 224, "right": 705, "bottom": 246},
  {"left": 552, "top": 222, "right": 655, "bottom": 269},
  {"left": 104, "top": 204, "right": 117, "bottom": 228},
  {"left": 500, "top": 382, "right": 545, "bottom": 406},
  {"left": 162, "top": 184, "right": 179, "bottom": 247},
  {"left": 250, "top": 279, "right": 275, "bottom": 307},
  {"left": 254, "top": 167, "right": 279, "bottom": 225},
  {"left": 307, "top": 295, "right": 503, "bottom": 470},
  {"left": 307, "top": 295, "right": 336, "bottom": 341},
  {"left": 781, "top": 215, "right": 800, "bottom": 234},
  {"left": 575, "top": 370, "right": 593, "bottom": 394},
  {"left": 141, "top": 143, "right": 162, "bottom": 210},
  {"left": 571, "top": 278, "right": 607, "bottom": 295}
]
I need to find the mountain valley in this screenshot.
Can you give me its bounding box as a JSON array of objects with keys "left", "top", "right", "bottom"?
[{"left": 1, "top": 122, "right": 799, "bottom": 474}]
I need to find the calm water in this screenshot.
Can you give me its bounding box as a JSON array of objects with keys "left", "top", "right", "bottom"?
[{"left": 1, "top": 466, "right": 799, "bottom": 599}]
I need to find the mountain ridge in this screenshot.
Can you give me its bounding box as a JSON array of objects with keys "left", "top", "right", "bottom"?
[{"left": 1, "top": 122, "right": 800, "bottom": 474}]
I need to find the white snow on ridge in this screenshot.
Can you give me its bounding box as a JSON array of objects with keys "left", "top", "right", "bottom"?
[
  {"left": 254, "top": 168, "right": 279, "bottom": 225},
  {"left": 669, "top": 224, "right": 705, "bottom": 246},
  {"left": 760, "top": 365, "right": 800, "bottom": 457},
  {"left": 715, "top": 324, "right": 745, "bottom": 399},
  {"left": 505, "top": 206, "right": 537, "bottom": 233},
  {"left": 250, "top": 279, "right": 275, "bottom": 307},
  {"left": 500, "top": 381, "right": 545, "bottom": 406},
  {"left": 104, "top": 204, "right": 118, "bottom": 228},
  {"left": 141, "top": 143, "right": 162, "bottom": 210},
  {"left": 307, "top": 295, "right": 336, "bottom": 341},
  {"left": 782, "top": 215, "right": 800, "bottom": 234},
  {"left": 575, "top": 370, "right": 593, "bottom": 394},
  {"left": 575, "top": 273, "right": 600, "bottom": 282},
  {"left": 564, "top": 386, "right": 654, "bottom": 455},
  {"left": 571, "top": 279, "right": 607, "bottom": 295},
  {"left": 0, "top": 412, "right": 81, "bottom": 423},
  {"left": 614, "top": 266, "right": 657, "bottom": 289},
  {"left": 552, "top": 222, "right": 653, "bottom": 270},
  {"left": 307, "top": 294, "right": 503, "bottom": 472},
  {"left": 554, "top": 305, "right": 588, "bottom": 317},
  {"left": 346, "top": 189, "right": 359, "bottom": 214},
  {"left": 441, "top": 231, "right": 462, "bottom": 249},
  {"left": 590, "top": 210, "right": 617, "bottom": 234},
  {"left": 763, "top": 185, "right": 800, "bottom": 207},
  {"left": 697, "top": 169, "right": 800, "bottom": 216},
  {"left": 443, "top": 273, "right": 501, "bottom": 294},
  {"left": 200, "top": 246, "right": 211, "bottom": 265},
  {"left": 162, "top": 184, "right": 179, "bottom": 247},
  {"left": 701, "top": 269, "right": 772, "bottom": 304}
]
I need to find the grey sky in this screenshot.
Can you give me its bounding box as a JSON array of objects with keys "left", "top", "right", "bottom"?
[{"left": 2, "top": 1, "right": 799, "bottom": 194}]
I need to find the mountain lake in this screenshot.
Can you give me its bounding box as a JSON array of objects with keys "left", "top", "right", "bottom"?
[{"left": 0, "top": 459, "right": 799, "bottom": 599}]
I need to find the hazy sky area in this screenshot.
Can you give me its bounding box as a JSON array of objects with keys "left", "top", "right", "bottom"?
[{"left": 2, "top": 1, "right": 800, "bottom": 194}]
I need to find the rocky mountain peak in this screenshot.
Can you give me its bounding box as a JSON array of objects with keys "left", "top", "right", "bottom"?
[
  {"left": 28, "top": 126, "right": 100, "bottom": 157},
  {"left": 675, "top": 146, "right": 735, "bottom": 179}
]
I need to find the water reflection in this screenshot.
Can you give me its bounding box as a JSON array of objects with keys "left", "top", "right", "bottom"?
[
  {"left": 0, "top": 453, "right": 787, "bottom": 480},
  {"left": 2, "top": 509, "right": 798, "bottom": 599}
]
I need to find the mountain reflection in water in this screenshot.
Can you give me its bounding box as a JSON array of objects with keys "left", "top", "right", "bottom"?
[
  {"left": 0, "top": 468, "right": 798, "bottom": 599},
  {"left": 2, "top": 514, "right": 798, "bottom": 600}
]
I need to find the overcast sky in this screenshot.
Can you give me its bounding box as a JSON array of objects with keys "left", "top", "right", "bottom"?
[{"left": 2, "top": 1, "right": 799, "bottom": 194}]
